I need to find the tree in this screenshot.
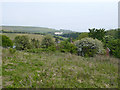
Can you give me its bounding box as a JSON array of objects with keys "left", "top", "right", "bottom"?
[
  {"left": 118, "top": 28, "right": 120, "bottom": 39},
  {"left": 108, "top": 39, "right": 120, "bottom": 58},
  {"left": 41, "top": 35, "right": 55, "bottom": 48},
  {"left": 78, "top": 32, "right": 88, "bottom": 40},
  {"left": 58, "top": 40, "right": 77, "bottom": 54},
  {"left": 0, "top": 35, "right": 13, "bottom": 48},
  {"left": 75, "top": 37, "right": 105, "bottom": 57},
  {"left": 103, "top": 35, "right": 114, "bottom": 48},
  {"left": 105, "top": 29, "right": 118, "bottom": 39},
  {"left": 31, "top": 38, "right": 40, "bottom": 48},
  {"left": 14, "top": 35, "right": 31, "bottom": 50},
  {"left": 88, "top": 28, "right": 106, "bottom": 41}
]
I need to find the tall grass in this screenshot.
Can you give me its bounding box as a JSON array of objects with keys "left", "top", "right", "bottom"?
[{"left": 2, "top": 48, "right": 118, "bottom": 88}]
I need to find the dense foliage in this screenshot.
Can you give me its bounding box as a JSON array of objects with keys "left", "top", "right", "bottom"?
[
  {"left": 41, "top": 35, "right": 55, "bottom": 48},
  {"left": 107, "top": 39, "right": 120, "bottom": 58},
  {"left": 88, "top": 28, "right": 106, "bottom": 41},
  {"left": 58, "top": 40, "right": 77, "bottom": 54},
  {"left": 2, "top": 28, "right": 120, "bottom": 59},
  {"left": 103, "top": 35, "right": 114, "bottom": 48},
  {"left": 118, "top": 28, "right": 120, "bottom": 39},
  {"left": 31, "top": 38, "right": 40, "bottom": 48},
  {"left": 78, "top": 32, "right": 88, "bottom": 40},
  {"left": 75, "top": 37, "right": 105, "bottom": 57},
  {"left": 14, "top": 35, "right": 31, "bottom": 50},
  {"left": 105, "top": 29, "right": 119, "bottom": 39},
  {"left": 60, "top": 32, "right": 81, "bottom": 39},
  {"left": 0, "top": 35, "right": 13, "bottom": 48}
]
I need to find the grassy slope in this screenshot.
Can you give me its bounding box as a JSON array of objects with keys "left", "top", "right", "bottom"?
[
  {"left": 1, "top": 26, "right": 56, "bottom": 33},
  {"left": 1, "top": 26, "right": 73, "bottom": 34},
  {"left": 2, "top": 49, "right": 118, "bottom": 88},
  {"left": 2, "top": 33, "right": 44, "bottom": 42}
]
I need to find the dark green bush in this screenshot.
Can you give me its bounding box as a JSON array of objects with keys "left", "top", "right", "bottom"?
[
  {"left": 0, "top": 35, "right": 13, "bottom": 48},
  {"left": 88, "top": 28, "right": 106, "bottom": 41},
  {"left": 78, "top": 32, "right": 88, "bottom": 40},
  {"left": 41, "top": 35, "right": 55, "bottom": 48},
  {"left": 58, "top": 40, "right": 77, "bottom": 54},
  {"left": 118, "top": 28, "right": 120, "bottom": 39},
  {"left": 108, "top": 39, "right": 120, "bottom": 58},
  {"left": 103, "top": 35, "right": 114, "bottom": 48},
  {"left": 81, "top": 46, "right": 97, "bottom": 57},
  {"left": 14, "top": 35, "right": 31, "bottom": 50},
  {"left": 31, "top": 38, "right": 40, "bottom": 48}
]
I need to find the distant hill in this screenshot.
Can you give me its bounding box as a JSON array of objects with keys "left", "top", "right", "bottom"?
[{"left": 0, "top": 26, "right": 73, "bottom": 34}]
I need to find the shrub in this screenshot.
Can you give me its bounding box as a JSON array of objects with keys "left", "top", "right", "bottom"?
[
  {"left": 75, "top": 37, "right": 105, "bottom": 57},
  {"left": 103, "top": 35, "right": 114, "bottom": 48},
  {"left": 0, "top": 35, "right": 13, "bottom": 48},
  {"left": 118, "top": 28, "right": 120, "bottom": 39},
  {"left": 31, "top": 38, "right": 40, "bottom": 48},
  {"left": 78, "top": 32, "right": 88, "bottom": 40},
  {"left": 41, "top": 35, "right": 55, "bottom": 48},
  {"left": 58, "top": 40, "right": 77, "bottom": 54},
  {"left": 14, "top": 35, "right": 31, "bottom": 50},
  {"left": 108, "top": 39, "right": 120, "bottom": 58}
]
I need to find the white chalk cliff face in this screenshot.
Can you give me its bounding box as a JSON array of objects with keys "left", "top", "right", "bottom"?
[{"left": 118, "top": 1, "right": 120, "bottom": 28}]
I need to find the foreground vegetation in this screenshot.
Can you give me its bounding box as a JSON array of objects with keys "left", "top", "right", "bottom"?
[
  {"left": 1, "top": 27, "right": 120, "bottom": 88},
  {"left": 2, "top": 48, "right": 118, "bottom": 88}
]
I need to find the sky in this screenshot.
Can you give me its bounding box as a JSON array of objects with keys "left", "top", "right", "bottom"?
[{"left": 1, "top": 0, "right": 119, "bottom": 32}]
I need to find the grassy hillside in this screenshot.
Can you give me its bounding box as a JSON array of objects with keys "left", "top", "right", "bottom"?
[
  {"left": 3, "top": 33, "right": 44, "bottom": 42},
  {"left": 1, "top": 26, "right": 73, "bottom": 34},
  {"left": 2, "top": 48, "right": 118, "bottom": 88}
]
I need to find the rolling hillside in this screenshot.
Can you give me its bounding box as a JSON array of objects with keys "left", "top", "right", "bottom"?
[{"left": 1, "top": 26, "right": 73, "bottom": 34}]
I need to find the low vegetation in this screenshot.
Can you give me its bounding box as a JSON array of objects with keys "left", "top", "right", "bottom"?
[
  {"left": 2, "top": 48, "right": 118, "bottom": 88},
  {"left": 1, "top": 27, "right": 120, "bottom": 88}
]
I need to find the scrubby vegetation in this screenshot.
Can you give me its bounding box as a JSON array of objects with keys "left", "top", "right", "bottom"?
[
  {"left": 41, "top": 35, "right": 55, "bottom": 48},
  {"left": 75, "top": 38, "right": 105, "bottom": 57},
  {"left": 14, "top": 36, "right": 31, "bottom": 50},
  {"left": 0, "top": 35, "right": 13, "bottom": 48},
  {"left": 78, "top": 32, "right": 88, "bottom": 40},
  {"left": 1, "top": 27, "right": 120, "bottom": 88},
  {"left": 58, "top": 40, "right": 77, "bottom": 54},
  {"left": 2, "top": 48, "right": 118, "bottom": 88},
  {"left": 107, "top": 39, "right": 120, "bottom": 58}
]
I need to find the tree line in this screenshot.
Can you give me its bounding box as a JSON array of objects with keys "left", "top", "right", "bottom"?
[{"left": 1, "top": 28, "right": 120, "bottom": 58}]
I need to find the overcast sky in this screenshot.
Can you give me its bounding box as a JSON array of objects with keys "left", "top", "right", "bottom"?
[{"left": 1, "top": 1, "right": 118, "bottom": 32}]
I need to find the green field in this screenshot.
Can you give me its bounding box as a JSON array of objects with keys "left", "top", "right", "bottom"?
[
  {"left": 1, "top": 26, "right": 73, "bottom": 34},
  {"left": 3, "top": 33, "right": 44, "bottom": 42},
  {"left": 2, "top": 48, "right": 118, "bottom": 88}
]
